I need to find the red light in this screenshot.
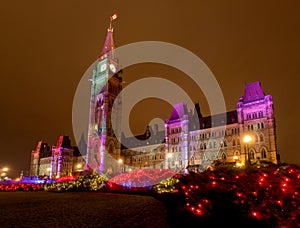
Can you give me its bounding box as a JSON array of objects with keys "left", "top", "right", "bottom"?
[
  {"left": 252, "top": 212, "right": 257, "bottom": 217},
  {"left": 212, "top": 181, "right": 216, "bottom": 185}
]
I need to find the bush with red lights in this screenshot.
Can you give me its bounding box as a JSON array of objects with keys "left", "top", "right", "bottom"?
[
  {"left": 0, "top": 183, "right": 44, "bottom": 191},
  {"left": 108, "top": 169, "right": 176, "bottom": 191},
  {"left": 173, "top": 164, "right": 300, "bottom": 227}
]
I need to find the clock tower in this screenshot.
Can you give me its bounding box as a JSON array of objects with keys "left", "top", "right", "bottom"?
[{"left": 86, "top": 22, "right": 123, "bottom": 174}]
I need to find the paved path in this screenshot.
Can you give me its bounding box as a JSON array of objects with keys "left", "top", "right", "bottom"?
[{"left": 0, "top": 192, "right": 169, "bottom": 228}]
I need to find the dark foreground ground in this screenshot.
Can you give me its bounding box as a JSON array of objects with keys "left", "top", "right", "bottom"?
[{"left": 0, "top": 192, "right": 169, "bottom": 227}]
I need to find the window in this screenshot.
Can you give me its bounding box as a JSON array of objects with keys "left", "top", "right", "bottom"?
[
  {"left": 232, "top": 139, "right": 236, "bottom": 146},
  {"left": 258, "top": 123, "right": 260, "bottom": 129},
  {"left": 261, "top": 122, "right": 264, "bottom": 129},
  {"left": 221, "top": 153, "right": 227, "bottom": 161},
  {"left": 237, "top": 139, "right": 240, "bottom": 145},
  {"left": 191, "top": 156, "right": 195, "bottom": 165},
  {"left": 261, "top": 148, "right": 267, "bottom": 158},
  {"left": 250, "top": 150, "right": 255, "bottom": 159},
  {"left": 200, "top": 143, "right": 203, "bottom": 150}
]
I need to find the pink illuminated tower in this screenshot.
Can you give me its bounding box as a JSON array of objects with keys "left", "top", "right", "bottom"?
[{"left": 86, "top": 18, "right": 123, "bottom": 174}]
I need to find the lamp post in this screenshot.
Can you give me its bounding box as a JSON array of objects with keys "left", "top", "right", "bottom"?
[{"left": 243, "top": 135, "right": 253, "bottom": 166}]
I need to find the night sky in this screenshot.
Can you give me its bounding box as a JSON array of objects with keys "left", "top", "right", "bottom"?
[{"left": 1, "top": 1, "right": 299, "bottom": 177}]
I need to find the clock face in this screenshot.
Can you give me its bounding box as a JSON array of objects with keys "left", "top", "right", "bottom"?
[
  {"left": 109, "top": 63, "right": 116, "bottom": 73},
  {"left": 100, "top": 64, "right": 107, "bottom": 72}
]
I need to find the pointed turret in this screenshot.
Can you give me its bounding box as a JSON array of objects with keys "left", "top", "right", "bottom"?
[
  {"left": 100, "top": 28, "right": 116, "bottom": 59},
  {"left": 100, "top": 13, "right": 118, "bottom": 61}
]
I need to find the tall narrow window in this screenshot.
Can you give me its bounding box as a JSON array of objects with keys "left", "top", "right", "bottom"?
[{"left": 261, "top": 148, "right": 267, "bottom": 158}]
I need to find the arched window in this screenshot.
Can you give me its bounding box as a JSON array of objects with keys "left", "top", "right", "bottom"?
[
  {"left": 251, "top": 125, "right": 254, "bottom": 130},
  {"left": 213, "top": 141, "right": 217, "bottom": 148},
  {"left": 191, "top": 156, "right": 195, "bottom": 165},
  {"left": 221, "top": 153, "right": 227, "bottom": 161},
  {"left": 261, "top": 122, "right": 264, "bottom": 128},
  {"left": 204, "top": 143, "right": 207, "bottom": 149},
  {"left": 250, "top": 150, "right": 255, "bottom": 159},
  {"left": 200, "top": 143, "right": 203, "bottom": 150},
  {"left": 257, "top": 123, "right": 260, "bottom": 129},
  {"left": 261, "top": 148, "right": 267, "bottom": 158},
  {"left": 248, "top": 125, "right": 250, "bottom": 131},
  {"left": 237, "top": 138, "right": 240, "bottom": 145},
  {"left": 232, "top": 139, "right": 236, "bottom": 146}
]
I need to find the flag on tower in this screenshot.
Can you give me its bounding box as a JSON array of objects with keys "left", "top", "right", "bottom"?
[{"left": 110, "top": 13, "right": 119, "bottom": 21}]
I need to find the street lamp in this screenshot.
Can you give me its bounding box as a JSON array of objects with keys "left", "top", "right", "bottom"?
[
  {"left": 243, "top": 135, "right": 253, "bottom": 166},
  {"left": 2, "top": 167, "right": 8, "bottom": 172}
]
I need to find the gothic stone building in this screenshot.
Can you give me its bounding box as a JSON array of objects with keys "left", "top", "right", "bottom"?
[
  {"left": 85, "top": 24, "right": 279, "bottom": 174},
  {"left": 30, "top": 24, "right": 279, "bottom": 177},
  {"left": 30, "top": 136, "right": 86, "bottom": 177}
]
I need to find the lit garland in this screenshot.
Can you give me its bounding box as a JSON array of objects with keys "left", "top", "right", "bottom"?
[
  {"left": 153, "top": 177, "right": 179, "bottom": 193},
  {"left": 0, "top": 183, "right": 44, "bottom": 191},
  {"left": 44, "top": 174, "right": 108, "bottom": 192}
]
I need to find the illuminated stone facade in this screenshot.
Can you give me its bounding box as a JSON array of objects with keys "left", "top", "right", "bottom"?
[
  {"left": 30, "top": 25, "right": 279, "bottom": 177},
  {"left": 120, "top": 81, "right": 279, "bottom": 172},
  {"left": 30, "top": 136, "right": 86, "bottom": 178},
  {"left": 85, "top": 25, "right": 279, "bottom": 174}
]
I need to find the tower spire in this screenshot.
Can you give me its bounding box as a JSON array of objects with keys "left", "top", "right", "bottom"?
[{"left": 100, "top": 13, "right": 119, "bottom": 59}]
